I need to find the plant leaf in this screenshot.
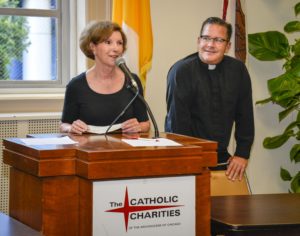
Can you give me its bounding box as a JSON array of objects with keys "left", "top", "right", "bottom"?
[
  {"left": 284, "top": 120, "right": 300, "bottom": 132},
  {"left": 289, "top": 60, "right": 300, "bottom": 77},
  {"left": 278, "top": 104, "right": 299, "bottom": 121},
  {"left": 284, "top": 21, "right": 300, "bottom": 33},
  {"left": 263, "top": 130, "right": 294, "bottom": 149},
  {"left": 268, "top": 66, "right": 300, "bottom": 110},
  {"left": 295, "top": 2, "right": 300, "bottom": 16},
  {"left": 290, "top": 144, "right": 300, "bottom": 162},
  {"left": 291, "top": 171, "right": 300, "bottom": 193},
  {"left": 267, "top": 70, "right": 300, "bottom": 108},
  {"left": 292, "top": 40, "right": 300, "bottom": 56},
  {"left": 255, "top": 97, "right": 272, "bottom": 105},
  {"left": 248, "top": 31, "right": 290, "bottom": 61},
  {"left": 297, "top": 130, "right": 300, "bottom": 140},
  {"left": 280, "top": 167, "right": 292, "bottom": 181},
  {"left": 289, "top": 56, "right": 300, "bottom": 72}
]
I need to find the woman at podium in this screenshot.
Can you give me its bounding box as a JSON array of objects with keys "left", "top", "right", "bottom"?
[{"left": 60, "top": 21, "right": 150, "bottom": 135}]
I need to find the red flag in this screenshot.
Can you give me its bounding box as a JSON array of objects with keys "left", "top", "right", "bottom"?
[
  {"left": 235, "top": 0, "right": 246, "bottom": 62},
  {"left": 223, "top": 0, "right": 229, "bottom": 20},
  {"left": 222, "top": 0, "right": 246, "bottom": 63}
]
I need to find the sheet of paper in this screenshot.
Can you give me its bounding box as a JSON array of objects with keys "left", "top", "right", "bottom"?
[
  {"left": 20, "top": 136, "right": 78, "bottom": 146},
  {"left": 87, "top": 123, "right": 122, "bottom": 134},
  {"left": 121, "top": 138, "right": 182, "bottom": 147}
]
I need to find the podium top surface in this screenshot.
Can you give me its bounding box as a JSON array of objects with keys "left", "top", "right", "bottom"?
[{"left": 3, "top": 132, "right": 217, "bottom": 179}]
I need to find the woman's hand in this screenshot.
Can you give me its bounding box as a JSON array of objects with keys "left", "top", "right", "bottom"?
[
  {"left": 121, "top": 118, "right": 142, "bottom": 133},
  {"left": 60, "top": 120, "right": 88, "bottom": 135},
  {"left": 121, "top": 119, "right": 150, "bottom": 133}
]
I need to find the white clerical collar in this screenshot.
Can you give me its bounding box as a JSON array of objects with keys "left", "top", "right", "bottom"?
[{"left": 208, "top": 64, "right": 216, "bottom": 70}]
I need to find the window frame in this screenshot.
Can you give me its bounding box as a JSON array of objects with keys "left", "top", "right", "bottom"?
[{"left": 0, "top": 0, "right": 70, "bottom": 92}]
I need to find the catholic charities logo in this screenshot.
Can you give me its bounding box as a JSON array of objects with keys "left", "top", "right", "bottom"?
[{"left": 105, "top": 187, "right": 184, "bottom": 232}]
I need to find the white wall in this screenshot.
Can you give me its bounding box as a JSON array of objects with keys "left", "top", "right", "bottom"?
[{"left": 146, "top": 0, "right": 300, "bottom": 193}]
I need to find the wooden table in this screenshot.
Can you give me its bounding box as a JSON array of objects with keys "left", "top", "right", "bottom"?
[
  {"left": 211, "top": 193, "right": 300, "bottom": 236},
  {"left": 0, "top": 212, "right": 42, "bottom": 236}
]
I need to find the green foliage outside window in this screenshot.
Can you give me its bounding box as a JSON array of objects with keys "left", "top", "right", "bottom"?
[{"left": 0, "top": 0, "right": 30, "bottom": 80}]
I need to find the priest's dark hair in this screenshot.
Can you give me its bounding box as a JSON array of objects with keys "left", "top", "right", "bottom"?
[{"left": 200, "top": 17, "right": 232, "bottom": 41}]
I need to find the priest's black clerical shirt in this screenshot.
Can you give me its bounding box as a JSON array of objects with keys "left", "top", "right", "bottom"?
[{"left": 165, "top": 53, "right": 254, "bottom": 164}]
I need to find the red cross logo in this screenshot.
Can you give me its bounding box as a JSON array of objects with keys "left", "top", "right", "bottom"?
[{"left": 106, "top": 187, "right": 183, "bottom": 231}]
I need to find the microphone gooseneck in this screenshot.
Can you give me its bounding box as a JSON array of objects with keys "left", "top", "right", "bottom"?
[
  {"left": 136, "top": 93, "right": 160, "bottom": 139},
  {"left": 105, "top": 89, "right": 139, "bottom": 134},
  {"left": 115, "top": 57, "right": 138, "bottom": 90},
  {"left": 115, "top": 57, "right": 160, "bottom": 139}
]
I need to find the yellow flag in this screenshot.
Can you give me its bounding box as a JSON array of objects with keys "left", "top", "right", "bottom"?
[{"left": 112, "top": 0, "right": 153, "bottom": 89}]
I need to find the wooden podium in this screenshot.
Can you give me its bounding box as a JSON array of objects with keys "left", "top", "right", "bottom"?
[{"left": 3, "top": 132, "right": 217, "bottom": 236}]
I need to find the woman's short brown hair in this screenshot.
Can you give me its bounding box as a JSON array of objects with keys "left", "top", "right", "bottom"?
[{"left": 79, "top": 21, "right": 127, "bottom": 60}]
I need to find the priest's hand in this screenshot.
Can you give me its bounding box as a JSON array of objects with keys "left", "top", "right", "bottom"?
[{"left": 225, "top": 156, "right": 248, "bottom": 181}]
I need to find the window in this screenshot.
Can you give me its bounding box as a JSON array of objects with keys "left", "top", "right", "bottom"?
[{"left": 0, "top": 0, "right": 70, "bottom": 90}]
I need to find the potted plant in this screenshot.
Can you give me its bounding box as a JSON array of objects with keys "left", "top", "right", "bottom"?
[{"left": 248, "top": 2, "right": 300, "bottom": 193}]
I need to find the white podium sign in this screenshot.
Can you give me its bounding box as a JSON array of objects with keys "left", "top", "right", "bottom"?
[{"left": 93, "top": 176, "right": 195, "bottom": 236}]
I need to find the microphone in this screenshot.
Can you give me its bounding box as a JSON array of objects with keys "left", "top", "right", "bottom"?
[
  {"left": 115, "top": 57, "right": 160, "bottom": 139},
  {"left": 115, "top": 57, "right": 138, "bottom": 90}
]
